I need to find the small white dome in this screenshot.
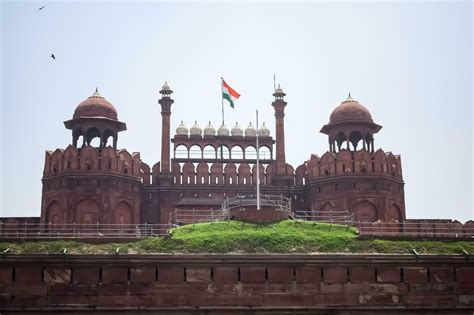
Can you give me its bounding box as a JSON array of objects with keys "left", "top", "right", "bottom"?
[
  {"left": 244, "top": 122, "right": 257, "bottom": 137},
  {"left": 258, "top": 122, "right": 270, "bottom": 137},
  {"left": 203, "top": 121, "right": 216, "bottom": 136},
  {"left": 274, "top": 84, "right": 284, "bottom": 95},
  {"left": 176, "top": 121, "right": 188, "bottom": 135},
  {"left": 190, "top": 121, "right": 202, "bottom": 136},
  {"left": 217, "top": 124, "right": 230, "bottom": 136},
  {"left": 231, "top": 122, "right": 243, "bottom": 136},
  {"left": 162, "top": 81, "right": 171, "bottom": 91}
]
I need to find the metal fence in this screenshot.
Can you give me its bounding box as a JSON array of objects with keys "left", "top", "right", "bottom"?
[
  {"left": 294, "top": 210, "right": 354, "bottom": 225},
  {"left": 170, "top": 208, "right": 229, "bottom": 225},
  {"left": 357, "top": 221, "right": 474, "bottom": 239},
  {"left": 0, "top": 222, "right": 169, "bottom": 239},
  {"left": 222, "top": 194, "right": 292, "bottom": 212}
]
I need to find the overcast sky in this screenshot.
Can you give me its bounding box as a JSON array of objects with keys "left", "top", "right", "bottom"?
[{"left": 1, "top": 1, "right": 472, "bottom": 221}]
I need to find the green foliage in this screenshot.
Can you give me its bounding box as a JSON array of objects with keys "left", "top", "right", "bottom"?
[{"left": 1, "top": 220, "right": 473, "bottom": 255}]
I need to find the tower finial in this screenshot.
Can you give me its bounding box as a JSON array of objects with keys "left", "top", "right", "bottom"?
[{"left": 273, "top": 83, "right": 286, "bottom": 100}]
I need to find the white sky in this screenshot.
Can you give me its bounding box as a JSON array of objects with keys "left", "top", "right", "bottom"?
[{"left": 1, "top": 1, "right": 472, "bottom": 221}]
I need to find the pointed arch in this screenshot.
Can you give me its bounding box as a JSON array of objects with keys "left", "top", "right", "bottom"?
[
  {"left": 113, "top": 201, "right": 134, "bottom": 224},
  {"left": 75, "top": 198, "right": 101, "bottom": 224},
  {"left": 46, "top": 201, "right": 62, "bottom": 224},
  {"left": 354, "top": 200, "right": 377, "bottom": 222}
]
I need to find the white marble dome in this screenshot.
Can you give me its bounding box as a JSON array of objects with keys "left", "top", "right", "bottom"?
[
  {"left": 231, "top": 122, "right": 243, "bottom": 136},
  {"left": 190, "top": 121, "right": 202, "bottom": 136},
  {"left": 217, "top": 124, "right": 230, "bottom": 136},
  {"left": 176, "top": 121, "right": 188, "bottom": 136},
  {"left": 258, "top": 122, "right": 270, "bottom": 137},
  {"left": 203, "top": 121, "right": 216, "bottom": 136},
  {"left": 244, "top": 122, "right": 257, "bottom": 137}
]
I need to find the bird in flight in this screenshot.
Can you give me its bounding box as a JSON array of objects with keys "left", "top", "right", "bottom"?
[
  {"left": 50, "top": 54, "right": 56, "bottom": 60},
  {"left": 38, "top": 6, "right": 45, "bottom": 10}
]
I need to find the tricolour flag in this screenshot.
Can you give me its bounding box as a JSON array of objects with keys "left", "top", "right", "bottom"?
[{"left": 222, "top": 79, "right": 240, "bottom": 108}]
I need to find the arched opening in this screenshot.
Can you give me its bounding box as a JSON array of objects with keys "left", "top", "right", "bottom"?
[
  {"left": 335, "top": 132, "right": 346, "bottom": 152},
  {"left": 46, "top": 201, "right": 62, "bottom": 224},
  {"left": 217, "top": 145, "right": 230, "bottom": 159},
  {"left": 354, "top": 200, "right": 377, "bottom": 222},
  {"left": 245, "top": 146, "right": 257, "bottom": 159},
  {"left": 75, "top": 199, "right": 101, "bottom": 224},
  {"left": 203, "top": 145, "right": 216, "bottom": 159},
  {"left": 231, "top": 146, "right": 244, "bottom": 159},
  {"left": 114, "top": 201, "right": 133, "bottom": 224},
  {"left": 258, "top": 146, "right": 271, "bottom": 160},
  {"left": 103, "top": 129, "right": 115, "bottom": 147},
  {"left": 175, "top": 144, "right": 188, "bottom": 159},
  {"left": 85, "top": 127, "right": 101, "bottom": 147},
  {"left": 349, "top": 131, "right": 363, "bottom": 151},
  {"left": 387, "top": 203, "right": 401, "bottom": 222},
  {"left": 73, "top": 128, "right": 83, "bottom": 148},
  {"left": 189, "top": 145, "right": 202, "bottom": 159}
]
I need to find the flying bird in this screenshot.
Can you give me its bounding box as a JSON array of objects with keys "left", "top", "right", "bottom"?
[
  {"left": 50, "top": 54, "right": 55, "bottom": 60},
  {"left": 38, "top": 6, "right": 45, "bottom": 10}
]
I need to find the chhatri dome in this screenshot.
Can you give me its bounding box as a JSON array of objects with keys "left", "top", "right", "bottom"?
[
  {"left": 329, "top": 93, "right": 373, "bottom": 124},
  {"left": 203, "top": 121, "right": 216, "bottom": 136},
  {"left": 73, "top": 88, "right": 118, "bottom": 120},
  {"left": 217, "top": 124, "right": 230, "bottom": 136},
  {"left": 244, "top": 122, "right": 257, "bottom": 137},
  {"left": 176, "top": 121, "right": 188, "bottom": 135},
  {"left": 258, "top": 122, "right": 270, "bottom": 137},
  {"left": 231, "top": 122, "right": 243, "bottom": 136},
  {"left": 190, "top": 121, "right": 202, "bottom": 136}
]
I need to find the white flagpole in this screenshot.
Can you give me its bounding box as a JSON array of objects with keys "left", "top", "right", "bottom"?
[
  {"left": 256, "top": 109, "right": 260, "bottom": 210},
  {"left": 221, "top": 77, "right": 225, "bottom": 125}
]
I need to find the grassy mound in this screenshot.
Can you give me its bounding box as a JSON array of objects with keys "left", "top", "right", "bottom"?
[{"left": 1, "top": 220, "right": 472, "bottom": 254}]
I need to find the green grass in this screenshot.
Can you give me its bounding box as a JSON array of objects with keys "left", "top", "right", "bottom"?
[{"left": 1, "top": 220, "right": 473, "bottom": 255}]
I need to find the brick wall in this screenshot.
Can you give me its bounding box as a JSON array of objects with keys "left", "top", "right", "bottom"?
[{"left": 0, "top": 254, "right": 472, "bottom": 314}]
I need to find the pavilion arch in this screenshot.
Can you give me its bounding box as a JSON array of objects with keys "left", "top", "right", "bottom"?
[
  {"left": 231, "top": 145, "right": 244, "bottom": 159},
  {"left": 335, "top": 132, "right": 346, "bottom": 151},
  {"left": 103, "top": 129, "right": 115, "bottom": 147},
  {"left": 86, "top": 127, "right": 101, "bottom": 147},
  {"left": 175, "top": 144, "right": 188, "bottom": 159},
  {"left": 258, "top": 146, "right": 271, "bottom": 160},
  {"left": 203, "top": 145, "right": 216, "bottom": 159},
  {"left": 113, "top": 201, "right": 134, "bottom": 224},
  {"left": 353, "top": 200, "right": 378, "bottom": 223},
  {"left": 74, "top": 198, "right": 101, "bottom": 224},
  {"left": 245, "top": 145, "right": 257, "bottom": 159},
  {"left": 349, "top": 131, "right": 364, "bottom": 151},
  {"left": 189, "top": 145, "right": 202, "bottom": 159},
  {"left": 45, "top": 201, "right": 62, "bottom": 224},
  {"left": 217, "top": 145, "right": 230, "bottom": 159}
]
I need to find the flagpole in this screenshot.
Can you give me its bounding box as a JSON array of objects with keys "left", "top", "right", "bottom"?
[
  {"left": 256, "top": 109, "right": 260, "bottom": 210},
  {"left": 221, "top": 77, "right": 224, "bottom": 125}
]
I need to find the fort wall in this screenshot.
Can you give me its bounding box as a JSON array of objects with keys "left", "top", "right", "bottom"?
[{"left": 0, "top": 254, "right": 472, "bottom": 314}]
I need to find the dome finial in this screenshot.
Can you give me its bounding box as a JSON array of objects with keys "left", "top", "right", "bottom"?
[
  {"left": 92, "top": 87, "right": 101, "bottom": 98},
  {"left": 346, "top": 92, "right": 354, "bottom": 102}
]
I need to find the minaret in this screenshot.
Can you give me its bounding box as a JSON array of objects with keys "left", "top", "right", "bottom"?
[
  {"left": 272, "top": 84, "right": 287, "bottom": 176},
  {"left": 159, "top": 81, "right": 174, "bottom": 177}
]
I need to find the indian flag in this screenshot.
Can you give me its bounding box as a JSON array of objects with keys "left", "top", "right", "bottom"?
[{"left": 222, "top": 78, "right": 240, "bottom": 108}]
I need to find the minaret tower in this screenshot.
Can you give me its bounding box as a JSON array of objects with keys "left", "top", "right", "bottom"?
[
  {"left": 159, "top": 81, "right": 174, "bottom": 183},
  {"left": 272, "top": 84, "right": 287, "bottom": 176}
]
